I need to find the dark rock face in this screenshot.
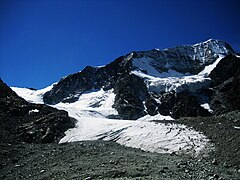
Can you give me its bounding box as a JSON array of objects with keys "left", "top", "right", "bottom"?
[
  {"left": 44, "top": 66, "right": 100, "bottom": 104},
  {"left": 43, "top": 54, "right": 144, "bottom": 119},
  {"left": 41, "top": 40, "right": 238, "bottom": 120},
  {"left": 43, "top": 55, "right": 133, "bottom": 104},
  {"left": 147, "top": 92, "right": 211, "bottom": 119},
  {"left": 113, "top": 74, "right": 149, "bottom": 120},
  {"left": 209, "top": 55, "right": 240, "bottom": 86},
  {"left": 171, "top": 92, "right": 211, "bottom": 119},
  {"left": 209, "top": 55, "right": 240, "bottom": 115},
  {"left": 0, "top": 79, "right": 75, "bottom": 144},
  {"left": 17, "top": 106, "right": 76, "bottom": 143},
  {"left": 210, "top": 77, "right": 240, "bottom": 115},
  {"left": 157, "top": 93, "right": 176, "bottom": 116},
  {"left": 145, "top": 96, "right": 159, "bottom": 116}
]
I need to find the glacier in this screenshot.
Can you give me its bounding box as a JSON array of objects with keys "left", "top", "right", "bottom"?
[{"left": 13, "top": 86, "right": 212, "bottom": 156}]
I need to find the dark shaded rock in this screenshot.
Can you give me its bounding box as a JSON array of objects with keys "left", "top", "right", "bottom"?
[
  {"left": 209, "top": 54, "right": 240, "bottom": 86},
  {"left": 212, "top": 159, "right": 218, "bottom": 165},
  {"left": 157, "top": 92, "right": 211, "bottom": 119},
  {"left": 17, "top": 108, "right": 76, "bottom": 143},
  {"left": 0, "top": 79, "right": 25, "bottom": 100},
  {"left": 158, "top": 93, "right": 176, "bottom": 116},
  {"left": 209, "top": 55, "right": 240, "bottom": 115},
  {"left": 210, "top": 77, "right": 240, "bottom": 115},
  {"left": 171, "top": 92, "right": 211, "bottom": 119},
  {"left": 113, "top": 74, "right": 148, "bottom": 120},
  {"left": 43, "top": 55, "right": 133, "bottom": 105},
  {"left": 145, "top": 96, "right": 159, "bottom": 116},
  {"left": 43, "top": 66, "right": 99, "bottom": 104},
  {"left": 0, "top": 79, "right": 76, "bottom": 144}
]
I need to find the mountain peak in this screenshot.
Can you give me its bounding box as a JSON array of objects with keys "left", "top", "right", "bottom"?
[
  {"left": 41, "top": 39, "right": 236, "bottom": 117},
  {"left": 129, "top": 39, "right": 234, "bottom": 78}
]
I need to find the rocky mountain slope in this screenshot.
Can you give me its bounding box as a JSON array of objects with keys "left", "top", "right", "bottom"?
[
  {"left": 42, "top": 39, "right": 237, "bottom": 120},
  {"left": 0, "top": 79, "right": 75, "bottom": 143}
]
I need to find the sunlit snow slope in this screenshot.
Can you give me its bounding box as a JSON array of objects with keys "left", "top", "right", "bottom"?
[
  {"left": 131, "top": 55, "right": 224, "bottom": 94},
  {"left": 13, "top": 86, "right": 211, "bottom": 156},
  {"left": 11, "top": 84, "right": 55, "bottom": 103}
]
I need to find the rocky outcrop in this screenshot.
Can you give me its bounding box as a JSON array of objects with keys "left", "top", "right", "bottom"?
[
  {"left": 145, "top": 96, "right": 159, "bottom": 116},
  {"left": 170, "top": 92, "right": 211, "bottom": 119},
  {"left": 113, "top": 74, "right": 149, "bottom": 119},
  {"left": 145, "top": 91, "right": 211, "bottom": 119},
  {"left": 43, "top": 55, "right": 133, "bottom": 104},
  {"left": 149, "top": 53, "right": 240, "bottom": 118},
  {"left": 209, "top": 55, "right": 240, "bottom": 115},
  {"left": 209, "top": 54, "right": 240, "bottom": 86},
  {"left": 0, "top": 79, "right": 76, "bottom": 143}
]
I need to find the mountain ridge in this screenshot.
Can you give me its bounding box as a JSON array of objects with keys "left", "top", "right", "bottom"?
[{"left": 40, "top": 39, "right": 238, "bottom": 120}]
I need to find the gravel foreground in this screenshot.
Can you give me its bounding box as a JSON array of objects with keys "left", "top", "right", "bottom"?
[
  {"left": 179, "top": 111, "right": 240, "bottom": 169},
  {"left": 1, "top": 140, "right": 239, "bottom": 180}
]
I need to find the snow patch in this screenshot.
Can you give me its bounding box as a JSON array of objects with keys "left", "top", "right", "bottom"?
[
  {"left": 200, "top": 103, "right": 213, "bottom": 113},
  {"left": 235, "top": 54, "right": 240, "bottom": 58},
  {"left": 55, "top": 89, "right": 118, "bottom": 119},
  {"left": 198, "top": 55, "right": 224, "bottom": 76},
  {"left": 131, "top": 56, "right": 224, "bottom": 94},
  {"left": 132, "top": 57, "right": 163, "bottom": 77},
  {"left": 52, "top": 89, "right": 210, "bottom": 156},
  {"left": 29, "top": 109, "right": 39, "bottom": 114},
  {"left": 11, "top": 83, "right": 55, "bottom": 104},
  {"left": 137, "top": 114, "right": 174, "bottom": 122},
  {"left": 132, "top": 70, "right": 211, "bottom": 94},
  {"left": 126, "top": 52, "right": 134, "bottom": 61}
]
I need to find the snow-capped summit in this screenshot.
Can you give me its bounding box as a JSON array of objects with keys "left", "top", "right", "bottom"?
[
  {"left": 41, "top": 39, "right": 234, "bottom": 107},
  {"left": 130, "top": 39, "right": 234, "bottom": 77}
]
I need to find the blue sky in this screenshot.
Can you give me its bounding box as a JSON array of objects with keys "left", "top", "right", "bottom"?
[{"left": 0, "top": 0, "right": 240, "bottom": 89}]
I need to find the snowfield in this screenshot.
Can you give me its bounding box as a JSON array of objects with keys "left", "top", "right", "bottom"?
[
  {"left": 131, "top": 55, "right": 224, "bottom": 94},
  {"left": 132, "top": 70, "right": 211, "bottom": 93},
  {"left": 13, "top": 87, "right": 212, "bottom": 156},
  {"left": 11, "top": 83, "right": 55, "bottom": 104}
]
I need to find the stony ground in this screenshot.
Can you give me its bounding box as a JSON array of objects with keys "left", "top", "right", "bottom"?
[
  {"left": 179, "top": 111, "right": 240, "bottom": 169},
  {"left": 1, "top": 109, "right": 240, "bottom": 180},
  {"left": 1, "top": 140, "right": 239, "bottom": 180}
]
